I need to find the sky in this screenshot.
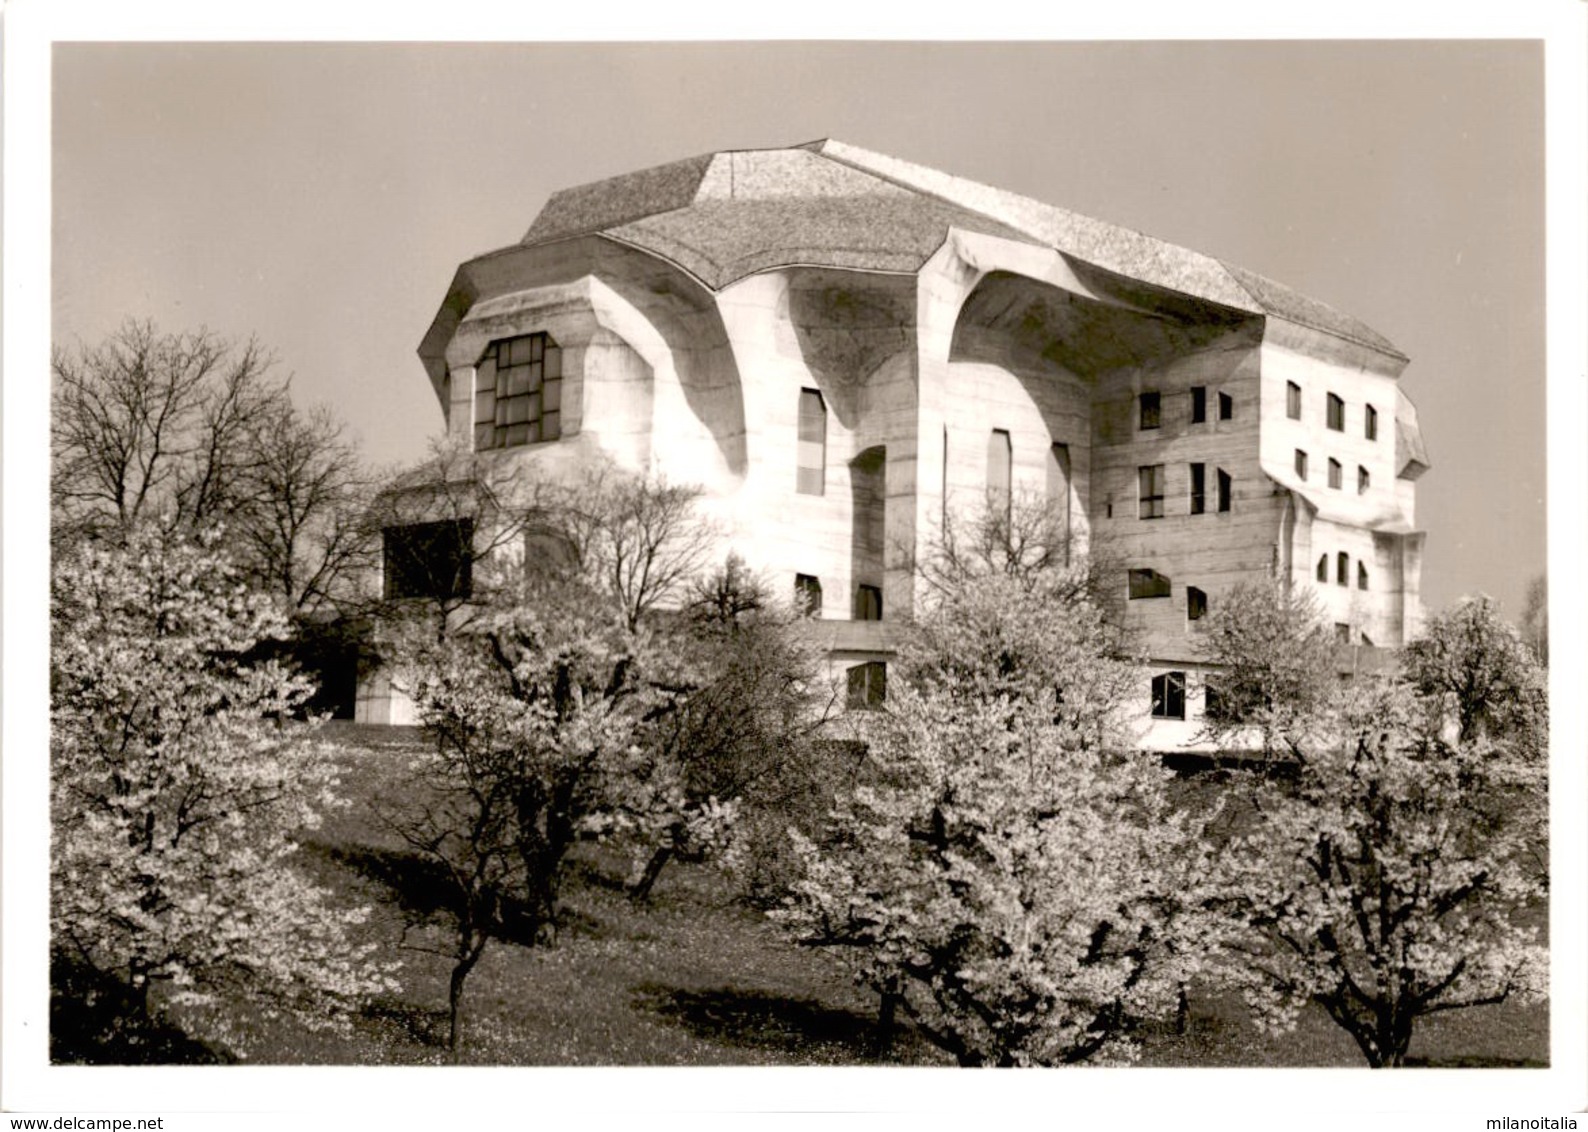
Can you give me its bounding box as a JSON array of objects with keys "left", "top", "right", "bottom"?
[{"left": 49, "top": 39, "right": 1548, "bottom": 619}]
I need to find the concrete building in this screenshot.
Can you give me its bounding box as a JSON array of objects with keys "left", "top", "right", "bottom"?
[{"left": 360, "top": 139, "right": 1430, "bottom": 746}]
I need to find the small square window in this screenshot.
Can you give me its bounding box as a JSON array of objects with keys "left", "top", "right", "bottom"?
[
  {"left": 1218, "top": 391, "right": 1234, "bottom": 420},
  {"left": 1328, "top": 458, "right": 1343, "bottom": 490},
  {"left": 1139, "top": 391, "right": 1161, "bottom": 430},
  {"left": 1151, "top": 671, "right": 1187, "bottom": 720},
  {"left": 1191, "top": 386, "right": 1207, "bottom": 424},
  {"left": 1286, "top": 381, "right": 1302, "bottom": 420},
  {"left": 1327, "top": 393, "right": 1345, "bottom": 432}
]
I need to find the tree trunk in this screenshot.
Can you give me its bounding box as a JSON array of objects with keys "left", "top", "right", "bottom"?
[
  {"left": 447, "top": 941, "right": 485, "bottom": 1055},
  {"left": 629, "top": 843, "right": 674, "bottom": 904},
  {"left": 873, "top": 983, "right": 900, "bottom": 1060}
]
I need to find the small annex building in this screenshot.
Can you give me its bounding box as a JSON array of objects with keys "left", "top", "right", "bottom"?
[{"left": 358, "top": 139, "right": 1430, "bottom": 749}]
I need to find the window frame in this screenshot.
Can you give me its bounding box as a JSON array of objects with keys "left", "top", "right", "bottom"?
[
  {"left": 1286, "top": 381, "right": 1302, "bottom": 420},
  {"left": 1151, "top": 671, "right": 1187, "bottom": 720},
  {"left": 1189, "top": 462, "right": 1206, "bottom": 515},
  {"left": 796, "top": 388, "right": 827, "bottom": 496},
  {"left": 1358, "top": 465, "right": 1370, "bottom": 494},
  {"left": 1337, "top": 551, "right": 1349, "bottom": 587},
  {"left": 846, "top": 661, "right": 887, "bottom": 710},
  {"left": 1218, "top": 391, "right": 1234, "bottom": 420},
  {"left": 1216, "top": 469, "right": 1232, "bottom": 513},
  {"left": 1328, "top": 458, "right": 1343, "bottom": 490},
  {"left": 1295, "top": 449, "right": 1309, "bottom": 480},
  {"left": 854, "top": 583, "right": 883, "bottom": 622},
  {"left": 795, "top": 573, "right": 823, "bottom": 617},
  {"left": 1138, "top": 464, "right": 1166, "bottom": 520},
  {"left": 1327, "top": 392, "right": 1345, "bottom": 432},
  {"left": 1366, "top": 404, "right": 1379, "bottom": 441},
  {"left": 1139, "top": 391, "right": 1161, "bottom": 431},
  {"left": 1128, "top": 568, "right": 1172, "bottom": 600},
  {"left": 1358, "top": 561, "right": 1369, "bottom": 591},
  {"left": 1186, "top": 586, "right": 1208, "bottom": 622},
  {"left": 1190, "top": 386, "right": 1207, "bottom": 424},
  {"left": 474, "top": 332, "right": 564, "bottom": 452}
]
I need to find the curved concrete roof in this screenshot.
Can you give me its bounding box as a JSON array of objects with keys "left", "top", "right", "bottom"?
[{"left": 506, "top": 139, "right": 1406, "bottom": 364}]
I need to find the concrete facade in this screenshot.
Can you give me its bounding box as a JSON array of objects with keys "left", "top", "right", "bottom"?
[{"left": 362, "top": 140, "right": 1430, "bottom": 750}]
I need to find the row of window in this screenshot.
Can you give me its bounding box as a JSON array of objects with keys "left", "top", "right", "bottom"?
[
  {"left": 1139, "top": 386, "right": 1233, "bottom": 431},
  {"left": 1139, "top": 463, "right": 1232, "bottom": 519},
  {"left": 794, "top": 572, "right": 882, "bottom": 620},
  {"left": 1287, "top": 381, "right": 1379, "bottom": 440},
  {"left": 1318, "top": 552, "right": 1370, "bottom": 591},
  {"left": 1294, "top": 450, "right": 1371, "bottom": 493},
  {"left": 1126, "top": 569, "right": 1209, "bottom": 622}
]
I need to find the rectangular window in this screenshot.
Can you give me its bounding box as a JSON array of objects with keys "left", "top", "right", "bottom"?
[
  {"left": 846, "top": 662, "right": 886, "bottom": 709},
  {"left": 1335, "top": 622, "right": 1352, "bottom": 644},
  {"left": 1358, "top": 562, "right": 1369, "bottom": 591},
  {"left": 1047, "top": 443, "right": 1071, "bottom": 565},
  {"left": 1138, "top": 464, "right": 1165, "bottom": 519},
  {"left": 1327, "top": 393, "right": 1345, "bottom": 431},
  {"left": 383, "top": 519, "right": 475, "bottom": 601},
  {"left": 1365, "top": 404, "right": 1379, "bottom": 441},
  {"left": 795, "top": 573, "right": 822, "bottom": 617},
  {"left": 1337, "top": 552, "right": 1349, "bottom": 587},
  {"left": 475, "top": 332, "right": 563, "bottom": 451},
  {"left": 1295, "top": 449, "right": 1309, "bottom": 480},
  {"left": 1139, "top": 391, "right": 1161, "bottom": 430},
  {"left": 797, "top": 389, "right": 826, "bottom": 495},
  {"left": 1286, "top": 381, "right": 1302, "bottom": 420},
  {"left": 1128, "top": 568, "right": 1172, "bottom": 599},
  {"left": 1189, "top": 462, "right": 1205, "bottom": 515},
  {"left": 1358, "top": 465, "right": 1370, "bottom": 494},
  {"left": 988, "top": 429, "right": 1012, "bottom": 521},
  {"left": 855, "top": 584, "right": 883, "bottom": 621},
  {"left": 1328, "top": 458, "right": 1343, "bottom": 489},
  {"left": 1151, "top": 671, "right": 1186, "bottom": 720},
  {"left": 1316, "top": 554, "right": 1328, "bottom": 582},
  {"left": 1187, "top": 586, "right": 1207, "bottom": 622},
  {"left": 1218, "top": 391, "right": 1234, "bottom": 420},
  {"left": 1190, "top": 386, "right": 1207, "bottom": 424},
  {"left": 1217, "top": 469, "right": 1232, "bottom": 513}
]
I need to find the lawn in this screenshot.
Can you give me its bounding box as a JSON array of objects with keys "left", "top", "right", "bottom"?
[{"left": 55, "top": 722, "right": 1550, "bottom": 1069}]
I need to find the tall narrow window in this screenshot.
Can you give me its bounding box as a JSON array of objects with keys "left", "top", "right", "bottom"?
[
  {"left": 1316, "top": 554, "right": 1328, "bottom": 583},
  {"left": 1286, "top": 381, "right": 1302, "bottom": 420},
  {"left": 1151, "top": 671, "right": 1187, "bottom": 720},
  {"left": 1327, "top": 393, "right": 1345, "bottom": 431},
  {"left": 1138, "top": 464, "right": 1165, "bottom": 519},
  {"left": 794, "top": 574, "right": 822, "bottom": 617},
  {"left": 1189, "top": 462, "right": 1206, "bottom": 515},
  {"left": 1358, "top": 465, "right": 1370, "bottom": 494},
  {"left": 1047, "top": 443, "right": 1071, "bottom": 565},
  {"left": 1328, "top": 458, "right": 1343, "bottom": 490},
  {"left": 1336, "top": 552, "right": 1349, "bottom": 587},
  {"left": 855, "top": 584, "right": 883, "bottom": 621},
  {"left": 988, "top": 429, "right": 1012, "bottom": 522},
  {"left": 1217, "top": 469, "right": 1232, "bottom": 513},
  {"left": 1191, "top": 386, "right": 1207, "bottom": 424},
  {"left": 797, "top": 389, "right": 826, "bottom": 495},
  {"left": 1218, "top": 391, "right": 1234, "bottom": 420},
  {"left": 1358, "top": 562, "right": 1369, "bottom": 591},
  {"left": 1139, "top": 391, "right": 1161, "bottom": 430},
  {"left": 1365, "top": 404, "right": 1379, "bottom": 441},
  {"left": 475, "top": 332, "right": 563, "bottom": 450},
  {"left": 1187, "top": 586, "right": 1208, "bottom": 621},
  {"left": 1295, "top": 449, "right": 1309, "bottom": 479}
]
